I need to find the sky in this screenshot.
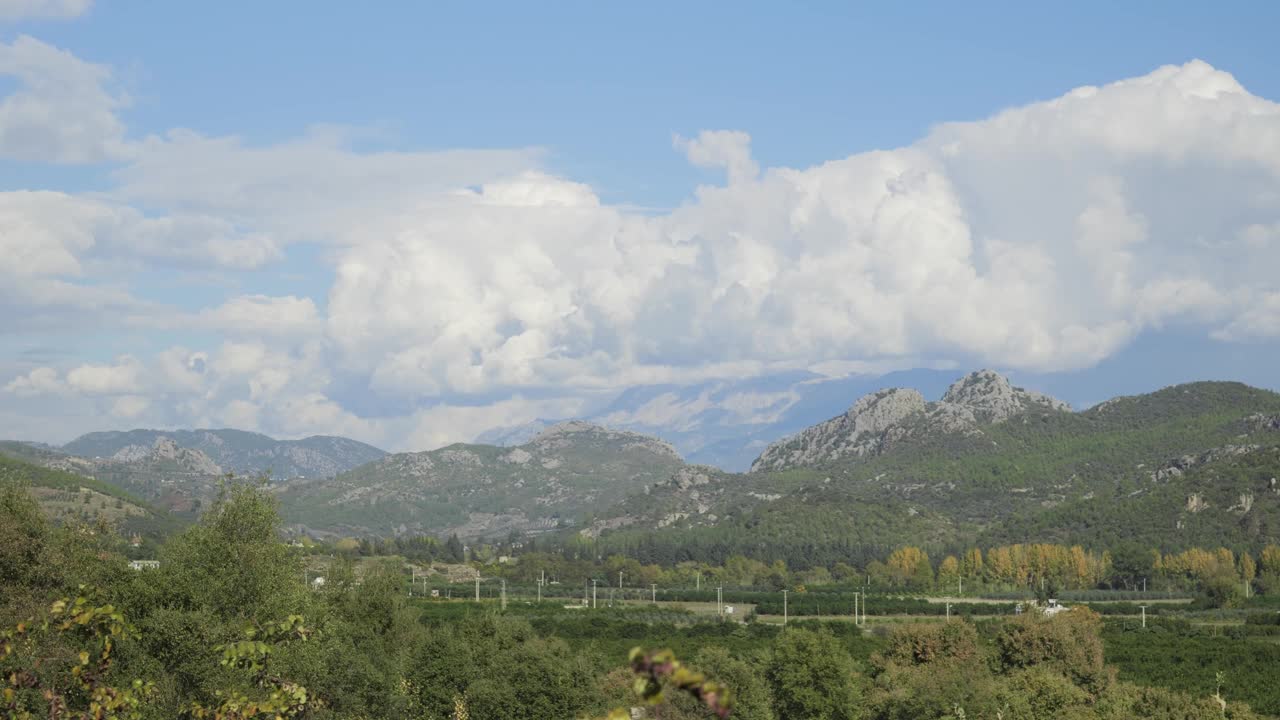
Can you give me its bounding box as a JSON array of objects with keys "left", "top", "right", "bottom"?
[{"left": 3, "top": 1, "right": 1280, "bottom": 451}]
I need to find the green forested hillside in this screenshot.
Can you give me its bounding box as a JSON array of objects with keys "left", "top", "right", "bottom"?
[
  {"left": 0, "top": 451, "right": 182, "bottom": 540},
  {"left": 584, "top": 380, "right": 1280, "bottom": 559},
  {"left": 278, "top": 421, "right": 686, "bottom": 537}
]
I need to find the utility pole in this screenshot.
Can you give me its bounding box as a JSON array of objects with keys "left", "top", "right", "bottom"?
[
  {"left": 696, "top": 571, "right": 701, "bottom": 591},
  {"left": 1139, "top": 604, "right": 1148, "bottom": 628},
  {"left": 474, "top": 573, "right": 480, "bottom": 602},
  {"left": 783, "top": 589, "right": 788, "bottom": 627},
  {"left": 651, "top": 583, "right": 657, "bottom": 604},
  {"left": 501, "top": 579, "right": 507, "bottom": 610},
  {"left": 1142, "top": 577, "right": 1146, "bottom": 593},
  {"left": 946, "top": 601, "right": 951, "bottom": 622},
  {"left": 861, "top": 593, "right": 867, "bottom": 626},
  {"left": 592, "top": 579, "right": 598, "bottom": 609},
  {"left": 619, "top": 571, "right": 624, "bottom": 590},
  {"left": 717, "top": 586, "right": 723, "bottom": 618}
]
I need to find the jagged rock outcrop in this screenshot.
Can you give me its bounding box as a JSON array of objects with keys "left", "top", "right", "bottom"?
[
  {"left": 750, "top": 389, "right": 927, "bottom": 471},
  {"left": 1186, "top": 493, "right": 1209, "bottom": 513},
  {"left": 1247, "top": 413, "right": 1280, "bottom": 431},
  {"left": 111, "top": 437, "right": 222, "bottom": 475},
  {"left": 1149, "top": 444, "right": 1258, "bottom": 482},
  {"left": 939, "top": 369, "right": 1071, "bottom": 422},
  {"left": 750, "top": 370, "right": 1070, "bottom": 472}
]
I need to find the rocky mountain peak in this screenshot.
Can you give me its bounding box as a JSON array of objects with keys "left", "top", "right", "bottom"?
[
  {"left": 151, "top": 436, "right": 182, "bottom": 459},
  {"left": 844, "top": 388, "right": 927, "bottom": 432},
  {"left": 106, "top": 435, "right": 223, "bottom": 475},
  {"left": 750, "top": 387, "right": 927, "bottom": 472},
  {"left": 527, "top": 421, "right": 682, "bottom": 460},
  {"left": 750, "top": 370, "right": 1070, "bottom": 473},
  {"left": 940, "top": 369, "right": 1070, "bottom": 423},
  {"left": 532, "top": 420, "right": 604, "bottom": 438},
  {"left": 147, "top": 436, "right": 222, "bottom": 474}
]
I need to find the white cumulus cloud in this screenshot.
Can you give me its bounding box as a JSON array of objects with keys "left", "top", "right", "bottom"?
[
  {"left": 5, "top": 55, "right": 1280, "bottom": 451},
  {"left": 196, "top": 295, "right": 322, "bottom": 338},
  {"left": 327, "top": 59, "right": 1280, "bottom": 406},
  {"left": 0, "top": 0, "right": 91, "bottom": 21},
  {"left": 0, "top": 35, "right": 127, "bottom": 163}
]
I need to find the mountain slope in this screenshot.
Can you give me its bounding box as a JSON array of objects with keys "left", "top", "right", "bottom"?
[
  {"left": 579, "top": 373, "right": 1280, "bottom": 556},
  {"left": 0, "top": 450, "right": 181, "bottom": 539},
  {"left": 63, "top": 428, "right": 386, "bottom": 479},
  {"left": 3, "top": 436, "right": 228, "bottom": 514},
  {"left": 751, "top": 369, "right": 1071, "bottom": 472},
  {"left": 277, "top": 421, "right": 685, "bottom": 538},
  {"left": 982, "top": 414, "right": 1280, "bottom": 549}
]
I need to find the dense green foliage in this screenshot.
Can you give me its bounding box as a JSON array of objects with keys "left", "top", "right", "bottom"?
[
  {"left": 8, "top": 475, "right": 1278, "bottom": 718},
  {"left": 0, "top": 451, "right": 179, "bottom": 540},
  {"left": 9, "top": 376, "right": 1280, "bottom": 719},
  {"left": 1103, "top": 618, "right": 1280, "bottom": 716}
]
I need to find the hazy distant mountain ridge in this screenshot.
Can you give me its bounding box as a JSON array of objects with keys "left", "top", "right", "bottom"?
[
  {"left": 277, "top": 420, "right": 685, "bottom": 538},
  {"left": 472, "top": 369, "right": 966, "bottom": 471},
  {"left": 750, "top": 369, "right": 1071, "bottom": 472},
  {"left": 474, "top": 419, "right": 555, "bottom": 447},
  {"left": 63, "top": 428, "right": 386, "bottom": 479}
]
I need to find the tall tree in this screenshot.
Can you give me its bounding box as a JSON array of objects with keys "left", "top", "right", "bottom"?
[{"left": 767, "top": 629, "right": 860, "bottom": 720}]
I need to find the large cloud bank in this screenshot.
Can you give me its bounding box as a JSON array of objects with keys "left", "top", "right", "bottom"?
[{"left": 3, "top": 37, "right": 1279, "bottom": 449}]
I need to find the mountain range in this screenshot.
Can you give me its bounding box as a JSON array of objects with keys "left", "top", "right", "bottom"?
[
  {"left": 0, "top": 429, "right": 386, "bottom": 515},
  {"left": 584, "top": 372, "right": 1280, "bottom": 557},
  {"left": 275, "top": 421, "right": 685, "bottom": 538},
  {"left": 63, "top": 428, "right": 386, "bottom": 479},
  {"left": 476, "top": 369, "right": 965, "bottom": 471},
  {"left": 5, "top": 370, "right": 1280, "bottom": 556}
]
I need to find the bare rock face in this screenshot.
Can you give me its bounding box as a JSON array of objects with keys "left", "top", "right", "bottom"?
[
  {"left": 1186, "top": 493, "right": 1209, "bottom": 513},
  {"left": 750, "top": 370, "right": 1070, "bottom": 472},
  {"left": 1247, "top": 413, "right": 1280, "bottom": 431},
  {"left": 1150, "top": 444, "right": 1258, "bottom": 483},
  {"left": 751, "top": 388, "right": 926, "bottom": 471},
  {"left": 938, "top": 369, "right": 1071, "bottom": 423},
  {"left": 111, "top": 445, "right": 151, "bottom": 463},
  {"left": 150, "top": 437, "right": 223, "bottom": 475},
  {"left": 848, "top": 389, "right": 929, "bottom": 437}
]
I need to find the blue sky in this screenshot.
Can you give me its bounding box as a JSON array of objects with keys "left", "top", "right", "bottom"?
[
  {"left": 3, "top": 1, "right": 1280, "bottom": 452},
  {"left": 21, "top": 3, "right": 1280, "bottom": 204}
]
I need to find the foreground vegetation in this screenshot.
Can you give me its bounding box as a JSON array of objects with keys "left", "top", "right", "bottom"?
[{"left": 4, "top": 475, "right": 1277, "bottom": 719}]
